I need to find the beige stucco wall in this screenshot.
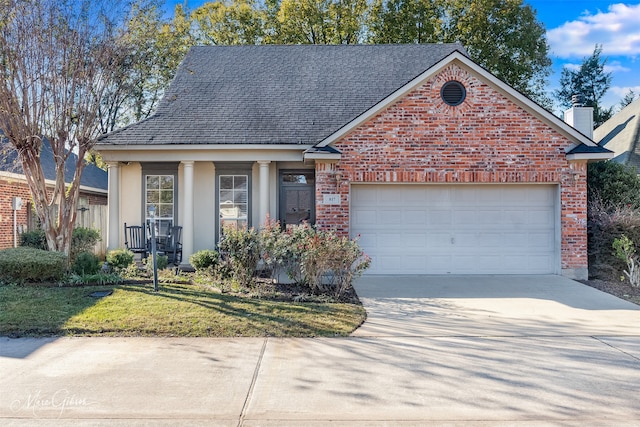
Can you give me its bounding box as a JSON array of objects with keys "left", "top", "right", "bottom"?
[
  {"left": 193, "top": 162, "right": 216, "bottom": 252},
  {"left": 119, "top": 162, "right": 142, "bottom": 247}
]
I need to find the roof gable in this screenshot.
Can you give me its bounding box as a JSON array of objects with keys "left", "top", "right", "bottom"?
[
  {"left": 312, "top": 51, "right": 609, "bottom": 159},
  {"left": 98, "top": 44, "right": 466, "bottom": 147},
  {"left": 594, "top": 98, "right": 640, "bottom": 168}
]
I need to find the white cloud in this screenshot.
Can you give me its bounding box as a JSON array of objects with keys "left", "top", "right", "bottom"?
[
  {"left": 610, "top": 85, "right": 640, "bottom": 97},
  {"left": 604, "top": 61, "right": 631, "bottom": 73},
  {"left": 547, "top": 3, "right": 640, "bottom": 58}
]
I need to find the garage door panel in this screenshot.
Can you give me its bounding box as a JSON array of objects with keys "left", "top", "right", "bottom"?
[
  {"left": 528, "top": 232, "right": 554, "bottom": 249},
  {"left": 352, "top": 212, "right": 378, "bottom": 227},
  {"left": 405, "top": 210, "right": 428, "bottom": 225},
  {"left": 428, "top": 232, "right": 452, "bottom": 247},
  {"left": 351, "top": 184, "right": 558, "bottom": 275},
  {"left": 404, "top": 233, "right": 428, "bottom": 247},
  {"left": 430, "top": 210, "right": 453, "bottom": 226}
]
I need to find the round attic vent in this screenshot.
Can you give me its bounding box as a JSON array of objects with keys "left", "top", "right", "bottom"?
[{"left": 440, "top": 81, "right": 466, "bottom": 106}]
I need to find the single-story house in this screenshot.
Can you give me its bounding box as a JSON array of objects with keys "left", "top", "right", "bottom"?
[
  {"left": 96, "top": 44, "right": 611, "bottom": 280},
  {"left": 594, "top": 98, "right": 640, "bottom": 172},
  {"left": 0, "top": 137, "right": 108, "bottom": 249}
]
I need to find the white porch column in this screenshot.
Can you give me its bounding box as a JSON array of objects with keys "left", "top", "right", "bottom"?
[
  {"left": 258, "top": 161, "right": 271, "bottom": 226},
  {"left": 181, "top": 160, "right": 194, "bottom": 265},
  {"left": 106, "top": 161, "right": 120, "bottom": 250}
]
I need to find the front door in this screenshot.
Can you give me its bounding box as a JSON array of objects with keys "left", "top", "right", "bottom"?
[{"left": 279, "top": 171, "right": 315, "bottom": 229}]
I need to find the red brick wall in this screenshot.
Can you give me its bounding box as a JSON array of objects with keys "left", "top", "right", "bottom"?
[
  {"left": 0, "top": 178, "right": 31, "bottom": 249},
  {"left": 0, "top": 176, "right": 107, "bottom": 250},
  {"left": 315, "top": 63, "right": 588, "bottom": 274}
]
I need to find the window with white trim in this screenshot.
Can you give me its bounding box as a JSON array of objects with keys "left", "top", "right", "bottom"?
[
  {"left": 146, "top": 174, "right": 174, "bottom": 237},
  {"left": 219, "top": 174, "right": 248, "bottom": 232}
]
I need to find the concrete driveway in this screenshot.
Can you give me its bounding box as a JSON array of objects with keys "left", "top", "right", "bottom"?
[
  {"left": 1, "top": 275, "right": 640, "bottom": 425},
  {"left": 352, "top": 274, "right": 640, "bottom": 337}
]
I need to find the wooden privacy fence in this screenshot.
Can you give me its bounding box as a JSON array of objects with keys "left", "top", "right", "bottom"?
[{"left": 76, "top": 204, "right": 108, "bottom": 258}]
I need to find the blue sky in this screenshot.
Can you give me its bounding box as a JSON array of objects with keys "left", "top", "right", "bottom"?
[{"left": 164, "top": 0, "right": 640, "bottom": 112}]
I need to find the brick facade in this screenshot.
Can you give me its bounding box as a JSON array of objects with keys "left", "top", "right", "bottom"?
[
  {"left": 0, "top": 175, "right": 107, "bottom": 250},
  {"left": 315, "top": 64, "right": 588, "bottom": 276}
]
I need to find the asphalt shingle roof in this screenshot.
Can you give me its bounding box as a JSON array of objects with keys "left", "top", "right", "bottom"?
[
  {"left": 98, "top": 44, "right": 467, "bottom": 146},
  {"left": 594, "top": 98, "right": 640, "bottom": 170},
  {"left": 0, "top": 136, "right": 107, "bottom": 191}
]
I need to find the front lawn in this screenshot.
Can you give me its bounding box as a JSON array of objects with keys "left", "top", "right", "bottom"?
[{"left": 0, "top": 282, "right": 366, "bottom": 337}]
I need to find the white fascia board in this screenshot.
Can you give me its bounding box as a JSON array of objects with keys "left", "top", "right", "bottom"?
[
  {"left": 95, "top": 144, "right": 312, "bottom": 151},
  {"left": 566, "top": 152, "right": 614, "bottom": 161},
  {"left": 315, "top": 51, "right": 598, "bottom": 149},
  {"left": 302, "top": 152, "right": 342, "bottom": 161},
  {"left": 96, "top": 144, "right": 309, "bottom": 163}
]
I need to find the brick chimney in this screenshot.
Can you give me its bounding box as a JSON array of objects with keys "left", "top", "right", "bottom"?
[{"left": 563, "top": 94, "right": 594, "bottom": 139}]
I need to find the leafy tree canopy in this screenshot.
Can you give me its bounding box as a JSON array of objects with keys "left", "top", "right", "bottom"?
[{"left": 555, "top": 44, "right": 613, "bottom": 128}]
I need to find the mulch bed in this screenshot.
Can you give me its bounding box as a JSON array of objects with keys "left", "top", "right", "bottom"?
[{"left": 580, "top": 278, "right": 640, "bottom": 305}]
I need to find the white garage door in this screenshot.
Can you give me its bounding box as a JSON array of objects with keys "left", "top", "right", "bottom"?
[{"left": 351, "top": 184, "right": 558, "bottom": 275}]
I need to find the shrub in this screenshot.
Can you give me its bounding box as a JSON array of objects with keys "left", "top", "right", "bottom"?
[
  {"left": 144, "top": 253, "right": 168, "bottom": 272},
  {"left": 20, "top": 228, "right": 100, "bottom": 260},
  {"left": 20, "top": 229, "right": 46, "bottom": 250},
  {"left": 106, "top": 248, "right": 135, "bottom": 270},
  {"left": 190, "top": 249, "right": 220, "bottom": 271},
  {"left": 72, "top": 251, "right": 101, "bottom": 275},
  {"left": 218, "top": 225, "right": 261, "bottom": 289},
  {"left": 613, "top": 235, "right": 640, "bottom": 287},
  {"left": 588, "top": 199, "right": 640, "bottom": 279},
  {"left": 260, "top": 221, "right": 315, "bottom": 283},
  {"left": 0, "top": 247, "right": 67, "bottom": 282},
  {"left": 588, "top": 161, "right": 640, "bottom": 210},
  {"left": 299, "top": 230, "right": 371, "bottom": 299},
  {"left": 70, "top": 227, "right": 100, "bottom": 263}
]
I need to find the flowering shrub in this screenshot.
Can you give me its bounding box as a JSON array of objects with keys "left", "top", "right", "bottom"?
[
  {"left": 299, "top": 230, "right": 371, "bottom": 299},
  {"left": 202, "top": 221, "right": 370, "bottom": 299},
  {"left": 259, "top": 219, "right": 315, "bottom": 283}
]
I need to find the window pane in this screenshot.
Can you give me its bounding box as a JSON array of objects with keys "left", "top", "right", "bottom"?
[
  {"left": 233, "top": 191, "right": 247, "bottom": 204},
  {"left": 234, "top": 176, "right": 247, "bottom": 190},
  {"left": 160, "top": 190, "right": 173, "bottom": 203},
  {"left": 147, "top": 190, "right": 160, "bottom": 204},
  {"left": 147, "top": 176, "right": 159, "bottom": 189},
  {"left": 220, "top": 176, "right": 233, "bottom": 189},
  {"left": 220, "top": 190, "right": 233, "bottom": 203},
  {"left": 160, "top": 176, "right": 173, "bottom": 190},
  {"left": 159, "top": 204, "right": 173, "bottom": 218}
]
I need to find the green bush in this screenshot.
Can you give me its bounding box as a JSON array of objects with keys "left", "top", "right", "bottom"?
[
  {"left": 20, "top": 229, "right": 46, "bottom": 250},
  {"left": 190, "top": 249, "right": 220, "bottom": 271},
  {"left": 70, "top": 227, "right": 100, "bottom": 263},
  {"left": 72, "top": 251, "right": 101, "bottom": 275},
  {"left": 143, "top": 254, "right": 168, "bottom": 272},
  {"left": 106, "top": 248, "right": 135, "bottom": 270},
  {"left": 0, "top": 247, "right": 67, "bottom": 282},
  {"left": 218, "top": 225, "right": 261, "bottom": 289},
  {"left": 588, "top": 161, "right": 640, "bottom": 210}
]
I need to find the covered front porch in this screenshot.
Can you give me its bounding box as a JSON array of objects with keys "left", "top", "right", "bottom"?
[{"left": 102, "top": 148, "right": 317, "bottom": 265}]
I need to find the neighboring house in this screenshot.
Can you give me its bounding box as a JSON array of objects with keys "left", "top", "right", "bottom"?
[
  {"left": 0, "top": 137, "right": 108, "bottom": 250},
  {"left": 96, "top": 44, "right": 610, "bottom": 280},
  {"left": 594, "top": 98, "right": 640, "bottom": 172}
]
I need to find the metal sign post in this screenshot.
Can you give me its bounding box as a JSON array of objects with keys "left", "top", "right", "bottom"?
[
  {"left": 11, "top": 197, "right": 22, "bottom": 248},
  {"left": 148, "top": 205, "right": 159, "bottom": 292}
]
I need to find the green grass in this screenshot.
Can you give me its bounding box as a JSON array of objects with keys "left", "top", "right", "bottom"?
[{"left": 0, "top": 282, "right": 366, "bottom": 337}]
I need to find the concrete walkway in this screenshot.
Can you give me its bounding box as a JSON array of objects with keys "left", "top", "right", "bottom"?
[{"left": 1, "top": 275, "right": 640, "bottom": 425}]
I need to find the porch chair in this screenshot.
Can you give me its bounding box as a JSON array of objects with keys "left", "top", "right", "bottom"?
[
  {"left": 161, "top": 225, "right": 183, "bottom": 266},
  {"left": 124, "top": 223, "right": 147, "bottom": 258}
]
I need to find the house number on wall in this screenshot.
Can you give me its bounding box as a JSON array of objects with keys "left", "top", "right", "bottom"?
[{"left": 323, "top": 194, "right": 341, "bottom": 205}]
